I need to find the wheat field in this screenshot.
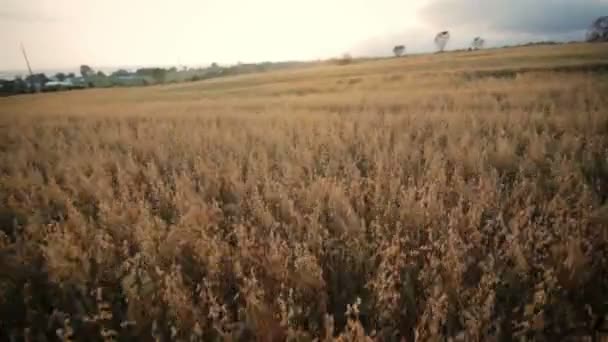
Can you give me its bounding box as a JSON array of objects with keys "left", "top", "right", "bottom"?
[{"left": 1, "top": 43, "right": 608, "bottom": 341}]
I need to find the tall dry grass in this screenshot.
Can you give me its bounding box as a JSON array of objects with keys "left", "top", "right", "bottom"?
[{"left": 1, "top": 43, "right": 608, "bottom": 341}]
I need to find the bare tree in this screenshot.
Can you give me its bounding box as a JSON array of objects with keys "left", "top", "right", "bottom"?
[
  {"left": 471, "top": 37, "right": 485, "bottom": 50},
  {"left": 393, "top": 45, "right": 405, "bottom": 57},
  {"left": 586, "top": 16, "right": 608, "bottom": 42},
  {"left": 435, "top": 31, "right": 450, "bottom": 52}
]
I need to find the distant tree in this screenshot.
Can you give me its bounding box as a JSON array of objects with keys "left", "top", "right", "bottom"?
[
  {"left": 135, "top": 68, "right": 167, "bottom": 83},
  {"left": 393, "top": 45, "right": 405, "bottom": 57},
  {"left": 80, "top": 65, "right": 94, "bottom": 78},
  {"left": 135, "top": 68, "right": 147, "bottom": 76},
  {"left": 112, "top": 69, "right": 130, "bottom": 77},
  {"left": 0, "top": 80, "right": 11, "bottom": 94},
  {"left": 96, "top": 71, "right": 106, "bottom": 77},
  {"left": 471, "top": 37, "right": 485, "bottom": 50},
  {"left": 434, "top": 31, "right": 450, "bottom": 52},
  {"left": 11, "top": 77, "right": 28, "bottom": 94},
  {"left": 67, "top": 72, "right": 76, "bottom": 79},
  {"left": 336, "top": 53, "right": 353, "bottom": 65},
  {"left": 54, "top": 72, "right": 67, "bottom": 81},
  {"left": 586, "top": 16, "right": 608, "bottom": 42},
  {"left": 151, "top": 68, "right": 167, "bottom": 83},
  {"left": 25, "top": 73, "right": 48, "bottom": 92},
  {"left": 25, "top": 73, "right": 47, "bottom": 83}
]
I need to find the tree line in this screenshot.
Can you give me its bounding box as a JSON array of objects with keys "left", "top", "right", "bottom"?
[{"left": 0, "top": 61, "right": 308, "bottom": 96}]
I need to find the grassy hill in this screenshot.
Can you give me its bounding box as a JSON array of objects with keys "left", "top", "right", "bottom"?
[{"left": 1, "top": 43, "right": 608, "bottom": 341}]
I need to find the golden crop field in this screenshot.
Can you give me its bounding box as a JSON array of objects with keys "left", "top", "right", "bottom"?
[{"left": 1, "top": 43, "right": 608, "bottom": 341}]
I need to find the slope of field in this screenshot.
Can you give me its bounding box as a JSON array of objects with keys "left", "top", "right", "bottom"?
[{"left": 1, "top": 43, "right": 608, "bottom": 341}]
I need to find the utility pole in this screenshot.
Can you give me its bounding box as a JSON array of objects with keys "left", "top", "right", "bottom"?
[
  {"left": 20, "top": 43, "right": 39, "bottom": 92},
  {"left": 20, "top": 43, "right": 33, "bottom": 77}
]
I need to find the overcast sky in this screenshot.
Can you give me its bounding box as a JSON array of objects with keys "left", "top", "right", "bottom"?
[{"left": 1, "top": 0, "right": 606, "bottom": 71}]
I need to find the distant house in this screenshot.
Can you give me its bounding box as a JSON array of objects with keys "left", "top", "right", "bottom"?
[
  {"left": 44, "top": 79, "right": 74, "bottom": 91},
  {"left": 68, "top": 76, "right": 87, "bottom": 89},
  {"left": 44, "top": 76, "right": 88, "bottom": 91}
]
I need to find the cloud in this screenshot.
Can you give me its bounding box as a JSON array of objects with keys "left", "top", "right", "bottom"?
[
  {"left": 0, "top": 9, "right": 59, "bottom": 23},
  {"left": 351, "top": 0, "right": 606, "bottom": 56},
  {"left": 419, "top": 0, "right": 608, "bottom": 35}
]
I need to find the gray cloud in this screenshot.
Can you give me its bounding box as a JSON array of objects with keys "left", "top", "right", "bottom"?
[
  {"left": 419, "top": 0, "right": 608, "bottom": 35},
  {"left": 0, "top": 10, "right": 58, "bottom": 23},
  {"left": 350, "top": 1, "right": 606, "bottom": 57}
]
